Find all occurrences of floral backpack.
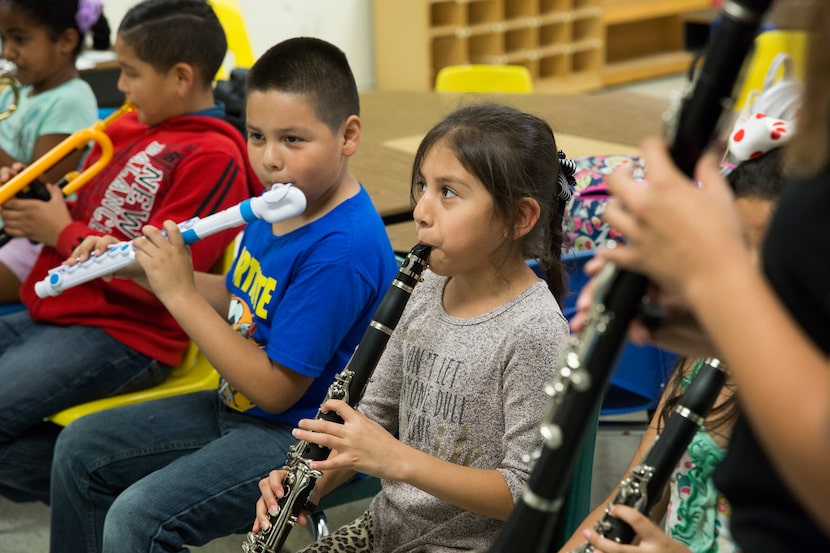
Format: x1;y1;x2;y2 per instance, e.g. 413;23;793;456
563;155;644;253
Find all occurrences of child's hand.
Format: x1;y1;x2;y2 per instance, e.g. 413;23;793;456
0;182;72;247
601;138;746;299
66;234;147;283
581;505;691;553
569;248;717;358
293;399;404;480
0;161;25;183
67;235;121;266
131;220;196;303
253;469;308;533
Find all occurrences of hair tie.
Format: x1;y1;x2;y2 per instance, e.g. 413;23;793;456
76;0;103;35
557;150;576;203
729;112;795;162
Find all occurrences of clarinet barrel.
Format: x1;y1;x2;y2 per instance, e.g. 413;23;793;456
242;244;431;553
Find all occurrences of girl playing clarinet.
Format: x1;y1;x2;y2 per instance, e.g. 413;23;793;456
254;103;573;552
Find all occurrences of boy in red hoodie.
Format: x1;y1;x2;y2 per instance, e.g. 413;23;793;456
0;0;256;503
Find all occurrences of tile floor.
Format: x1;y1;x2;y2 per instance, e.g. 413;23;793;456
0;73;686;553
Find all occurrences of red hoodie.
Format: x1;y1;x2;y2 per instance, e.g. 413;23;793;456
21;111;260;365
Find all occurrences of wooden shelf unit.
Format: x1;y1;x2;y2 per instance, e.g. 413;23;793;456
373;0;605;93
601;0;710;86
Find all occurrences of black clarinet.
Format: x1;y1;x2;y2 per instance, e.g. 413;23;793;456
572;358;726;551
242;243;431;553
487;2;772;551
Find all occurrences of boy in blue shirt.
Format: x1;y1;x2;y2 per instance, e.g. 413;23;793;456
48;37;398;552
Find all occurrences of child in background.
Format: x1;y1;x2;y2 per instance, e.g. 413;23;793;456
254;103;573;553
0;0;108;302
0;0;255;505
561;143;790;553
49;36;398;552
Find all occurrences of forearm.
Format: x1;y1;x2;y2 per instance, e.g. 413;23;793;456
685;259;830;530
192;272;232;315
0;148;16;169
395;445;514;521
162;288;309;413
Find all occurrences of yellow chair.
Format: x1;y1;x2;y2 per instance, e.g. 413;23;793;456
49;344;220;427
209;0;256;79
49;241;238;427
734;29;807;112
434;64;534;94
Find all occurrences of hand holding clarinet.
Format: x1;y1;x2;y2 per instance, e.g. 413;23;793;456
243;244;431;553
253;397;408;534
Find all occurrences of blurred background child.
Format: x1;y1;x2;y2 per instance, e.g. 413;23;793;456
0;0;255;506
0;0;109;302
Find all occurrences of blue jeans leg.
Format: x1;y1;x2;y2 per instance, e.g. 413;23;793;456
50;390;296;553
0;310;171;503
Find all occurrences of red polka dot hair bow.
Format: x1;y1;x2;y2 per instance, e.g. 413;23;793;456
728;111;794;162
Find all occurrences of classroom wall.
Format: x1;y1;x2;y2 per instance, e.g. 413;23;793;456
99;0;376;90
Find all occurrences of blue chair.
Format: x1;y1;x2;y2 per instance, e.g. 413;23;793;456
560;250;677;417
0;302;24;316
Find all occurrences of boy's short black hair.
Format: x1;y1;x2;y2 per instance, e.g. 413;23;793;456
246;37;360;133
117;0;226;88
726;147;788;200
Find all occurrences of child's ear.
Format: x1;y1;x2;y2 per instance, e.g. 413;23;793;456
513;197;541;239
57;28;80;57
341;115;361;157
170;63;196;95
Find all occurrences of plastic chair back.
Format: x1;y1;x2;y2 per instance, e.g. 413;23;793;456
49;346;220;427
434;64;534;94
208;0;256;79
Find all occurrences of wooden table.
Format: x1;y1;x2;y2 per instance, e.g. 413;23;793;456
354;90;671;251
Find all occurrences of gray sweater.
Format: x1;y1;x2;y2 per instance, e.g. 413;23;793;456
359;270;569;552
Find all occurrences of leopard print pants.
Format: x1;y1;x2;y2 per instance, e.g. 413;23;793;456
297;509;374;553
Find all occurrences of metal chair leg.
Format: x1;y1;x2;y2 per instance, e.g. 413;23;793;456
307;509;330;541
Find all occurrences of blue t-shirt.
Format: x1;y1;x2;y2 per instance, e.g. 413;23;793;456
220;185;398;425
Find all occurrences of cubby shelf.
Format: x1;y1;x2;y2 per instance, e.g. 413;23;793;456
374;0;605;93
372;0;710;91
602;0;710;86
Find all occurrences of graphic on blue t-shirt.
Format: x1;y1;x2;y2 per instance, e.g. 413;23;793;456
230;246;278;320
227;295;257;340
219;246;277;414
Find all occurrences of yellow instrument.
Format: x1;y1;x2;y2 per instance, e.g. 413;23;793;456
0;60;20;122
0;100;133;205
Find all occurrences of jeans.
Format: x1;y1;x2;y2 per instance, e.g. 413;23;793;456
50;390;296;553
0;310;170;503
